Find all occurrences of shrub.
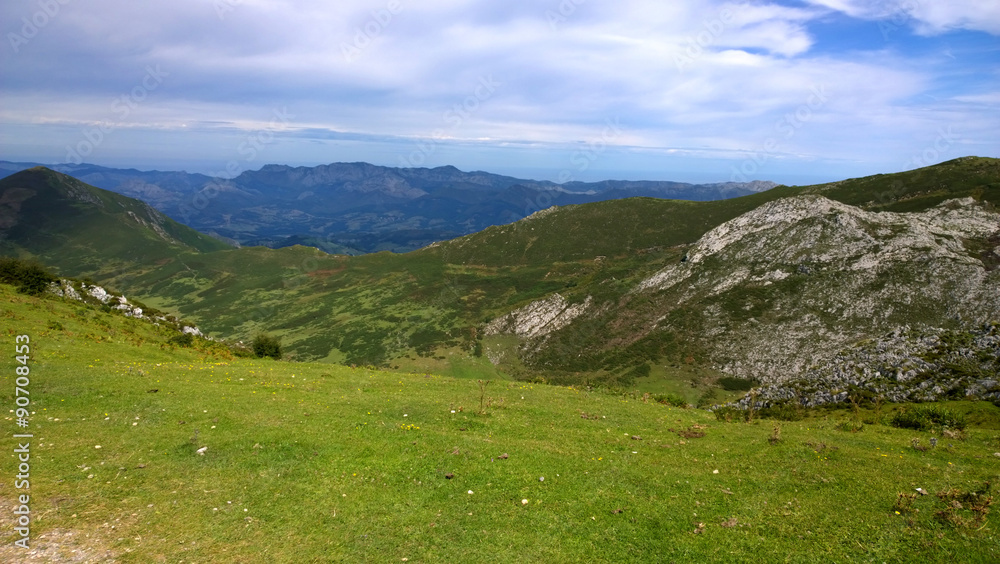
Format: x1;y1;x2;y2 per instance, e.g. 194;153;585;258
758;402;804;421
0;257;57;295
890;404;967;431
718;377;756;392
251;333;283;360
652;393;688;408
169;333;195;347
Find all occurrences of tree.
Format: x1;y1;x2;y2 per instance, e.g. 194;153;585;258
251;333;282;360
0;257;56;295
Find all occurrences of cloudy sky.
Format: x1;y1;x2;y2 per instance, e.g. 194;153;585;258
1;0;997;184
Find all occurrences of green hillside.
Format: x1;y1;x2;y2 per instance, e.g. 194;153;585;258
0;167;230;275
1;159;997;399
1;283;998;562
429;156;1000;267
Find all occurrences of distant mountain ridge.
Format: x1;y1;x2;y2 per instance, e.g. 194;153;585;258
0;160;776;254
4;157;997;407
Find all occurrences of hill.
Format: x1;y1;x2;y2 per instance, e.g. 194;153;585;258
0;167;230;275
1;159;998;406
1;282;998;562
0;160;776;254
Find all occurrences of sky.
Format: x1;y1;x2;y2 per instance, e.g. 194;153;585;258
0;0;998;185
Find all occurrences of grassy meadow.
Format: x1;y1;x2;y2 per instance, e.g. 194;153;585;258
1;284;999;562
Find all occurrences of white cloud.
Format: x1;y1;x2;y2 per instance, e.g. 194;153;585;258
0;0;996;180
805;0;1000;35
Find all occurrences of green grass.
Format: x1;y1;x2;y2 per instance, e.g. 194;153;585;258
2;285;999;562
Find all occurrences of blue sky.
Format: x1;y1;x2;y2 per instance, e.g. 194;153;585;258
1;0;997;185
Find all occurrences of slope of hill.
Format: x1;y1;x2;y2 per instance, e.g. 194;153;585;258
491;194;999;395
1;159;998;406
2;282;998;562
0;160;777;254
0;168;230;275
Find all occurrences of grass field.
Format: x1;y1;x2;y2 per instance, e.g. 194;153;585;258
2;285;999;562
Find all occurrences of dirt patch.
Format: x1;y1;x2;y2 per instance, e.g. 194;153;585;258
0;497;117;563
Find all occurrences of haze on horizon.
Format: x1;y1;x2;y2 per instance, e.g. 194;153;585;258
1;0;998;186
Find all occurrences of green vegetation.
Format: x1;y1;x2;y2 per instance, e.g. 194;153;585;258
2;281;999;562
251;332;283;360
891;405;969;432
718;377;757;392
0;256;56;295
2;158;998;397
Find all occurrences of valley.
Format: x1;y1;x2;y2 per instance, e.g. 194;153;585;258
0;283;997;562
2;157;997;407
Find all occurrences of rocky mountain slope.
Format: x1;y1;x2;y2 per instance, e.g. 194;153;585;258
736;323;1000;408
0;160;775;254
2;158;997;405
635;195;1000;378
486;192;999;401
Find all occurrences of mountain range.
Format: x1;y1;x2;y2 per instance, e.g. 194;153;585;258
1;157;997;407
0;160;776;254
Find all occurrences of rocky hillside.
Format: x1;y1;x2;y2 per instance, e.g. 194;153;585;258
637;195;1000;379
2;158;997;403
487;193;999;399
736;323;1000;408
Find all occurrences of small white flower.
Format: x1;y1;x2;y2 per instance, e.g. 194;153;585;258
95;445;102;449
522;499;529;505
468;490;474;494
539;477;544;482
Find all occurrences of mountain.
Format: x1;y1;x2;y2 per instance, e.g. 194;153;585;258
0;167;230;275
496;194;999;386
0;160;777;254
2;157;997;408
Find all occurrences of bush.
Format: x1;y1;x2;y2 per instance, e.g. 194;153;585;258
0;257;57;295
169;333;194;347
890;404;967;431
652;393;688;408
251;333;283;360
718;377;756;392
758;403;804;421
